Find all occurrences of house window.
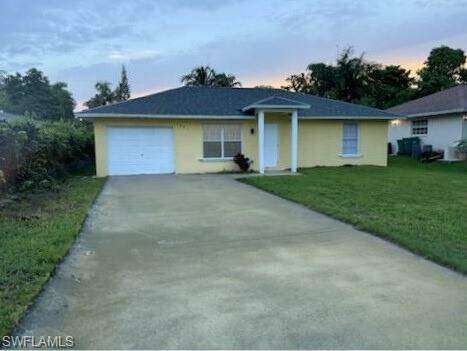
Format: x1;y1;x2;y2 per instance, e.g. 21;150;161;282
342;122;359;155
203;124;242;158
412;119;427;135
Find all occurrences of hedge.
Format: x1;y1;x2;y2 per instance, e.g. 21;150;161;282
0;119;94;192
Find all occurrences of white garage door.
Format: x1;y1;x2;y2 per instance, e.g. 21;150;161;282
107;127;174;175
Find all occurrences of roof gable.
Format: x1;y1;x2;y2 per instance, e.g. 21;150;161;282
241;96;311;111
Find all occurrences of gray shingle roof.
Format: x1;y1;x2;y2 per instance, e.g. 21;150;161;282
387;84;467;117
78;86;397;119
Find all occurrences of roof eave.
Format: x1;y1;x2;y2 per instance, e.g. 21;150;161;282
404;108;467;118
299;115;397;120
75;113;255;120
75;112;397;120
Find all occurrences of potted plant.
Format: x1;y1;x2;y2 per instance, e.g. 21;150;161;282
233;153;252;172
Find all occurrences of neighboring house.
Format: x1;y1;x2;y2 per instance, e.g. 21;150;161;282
77;86;396;176
0;110;23;122
387;84;467;159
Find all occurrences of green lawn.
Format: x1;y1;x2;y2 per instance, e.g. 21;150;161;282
240;157;467;274
0;176;105;337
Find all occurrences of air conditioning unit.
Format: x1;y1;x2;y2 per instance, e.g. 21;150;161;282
444;141;461;161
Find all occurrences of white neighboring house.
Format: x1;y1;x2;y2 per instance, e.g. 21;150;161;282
0;110;23;122
387;84;467;160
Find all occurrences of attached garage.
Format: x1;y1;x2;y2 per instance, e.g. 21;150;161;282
107;126;174;175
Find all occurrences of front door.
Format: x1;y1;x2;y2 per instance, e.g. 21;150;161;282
264;123;279;168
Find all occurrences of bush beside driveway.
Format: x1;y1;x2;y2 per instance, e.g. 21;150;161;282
240;157;467;274
0;119;94;193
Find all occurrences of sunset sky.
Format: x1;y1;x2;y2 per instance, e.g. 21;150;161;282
2;0;466;110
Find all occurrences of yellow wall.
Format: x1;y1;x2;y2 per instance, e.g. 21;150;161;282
92;116;388;176
93;118;258;176
299;119;388;167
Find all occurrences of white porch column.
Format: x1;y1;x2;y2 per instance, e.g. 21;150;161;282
257;110;265;174
291;110;298;173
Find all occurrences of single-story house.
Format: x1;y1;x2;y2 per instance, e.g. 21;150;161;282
77;86;397;176
387;84;467;159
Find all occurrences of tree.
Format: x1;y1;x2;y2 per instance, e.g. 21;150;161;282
21;69;59;117
254;85;276;89
283;47;367;102
0;70;10;110
181;66;217;86
181;65;241;87
213;73;241;87
306;63;338;97
282;47;417;108
84;81;114;109
332;48;368;102
460;69;467;84
0;70;5;87
50;82;75;119
84;66;132;109
114;65;130;102
0;89;8;110
417;45;467;97
361;65;415;109
282;73;309;93
0;68;75;120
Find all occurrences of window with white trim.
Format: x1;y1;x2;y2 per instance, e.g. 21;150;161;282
203;124;242;158
412;119;427;135
342;122;359;155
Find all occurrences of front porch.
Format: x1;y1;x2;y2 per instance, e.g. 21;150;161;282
242;96;310;174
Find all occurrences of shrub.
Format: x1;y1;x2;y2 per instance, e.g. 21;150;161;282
0;119;94;192
233;153;252;172
456;139;467;153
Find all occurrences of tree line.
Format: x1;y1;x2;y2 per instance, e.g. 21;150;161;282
0;66;131;120
0;44;465;119
0;69;75;120
282;45;467;109
179;45;467;109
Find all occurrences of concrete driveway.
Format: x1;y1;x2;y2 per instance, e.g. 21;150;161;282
17;175;467;349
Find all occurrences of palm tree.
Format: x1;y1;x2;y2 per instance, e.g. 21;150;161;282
213;73;241;87
333;47;367;102
181;66;241;87
181;66;217;86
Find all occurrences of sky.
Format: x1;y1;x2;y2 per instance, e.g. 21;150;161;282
1;0;467;110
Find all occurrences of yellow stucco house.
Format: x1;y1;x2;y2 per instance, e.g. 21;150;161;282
77;86;397;176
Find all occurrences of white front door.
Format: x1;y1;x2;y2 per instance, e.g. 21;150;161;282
107;127;174;175
264;123;279;168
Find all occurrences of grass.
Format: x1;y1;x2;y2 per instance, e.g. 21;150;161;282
0;176;105;338
240;157;467;274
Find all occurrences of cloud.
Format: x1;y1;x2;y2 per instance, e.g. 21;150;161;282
108;50;160;61
0;0;242;68
2;0;467;111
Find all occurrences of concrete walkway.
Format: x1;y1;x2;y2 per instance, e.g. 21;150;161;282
16;175;467;349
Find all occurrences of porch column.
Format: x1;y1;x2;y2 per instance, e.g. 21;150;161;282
291;110;298;173
257;110;265;174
